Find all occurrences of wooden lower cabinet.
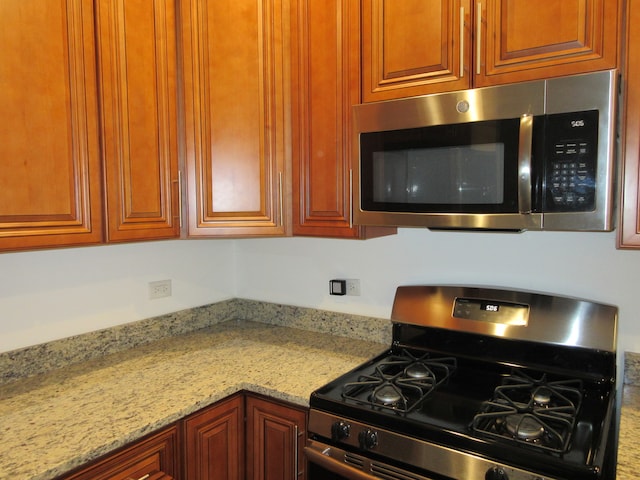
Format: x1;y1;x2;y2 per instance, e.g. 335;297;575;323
246;394;307;480
58;393;306;480
183;394;245;480
185;393;306;480
61;425;180;480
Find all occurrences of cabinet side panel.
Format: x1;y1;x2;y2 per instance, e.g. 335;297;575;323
618;0;640;247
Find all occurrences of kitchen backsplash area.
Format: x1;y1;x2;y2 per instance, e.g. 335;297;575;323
0;298;391;385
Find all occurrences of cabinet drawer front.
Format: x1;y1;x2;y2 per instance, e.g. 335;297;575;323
61;426;180;480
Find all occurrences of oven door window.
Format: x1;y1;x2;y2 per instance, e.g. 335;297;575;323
360;119;521;213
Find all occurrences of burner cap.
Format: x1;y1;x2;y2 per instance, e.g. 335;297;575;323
405;363;431;379
505;414;545;441
533;387;552;406
374;385;402;405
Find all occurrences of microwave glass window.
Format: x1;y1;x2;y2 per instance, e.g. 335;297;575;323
372;144;504;204
360;118;520;214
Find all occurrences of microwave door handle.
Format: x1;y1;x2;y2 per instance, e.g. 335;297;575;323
518;114;533;214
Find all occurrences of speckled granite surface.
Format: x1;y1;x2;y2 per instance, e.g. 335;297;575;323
618;352;640;480
0;298;392;385
0;320;386;480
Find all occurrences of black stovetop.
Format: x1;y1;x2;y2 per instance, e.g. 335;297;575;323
309;331;616;479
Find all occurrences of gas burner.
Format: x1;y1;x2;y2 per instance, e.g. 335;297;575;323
533;387;552;406
471;370;584;454
373;384;403;405
405;362;431;379
341;351;456;413
504;414;545;441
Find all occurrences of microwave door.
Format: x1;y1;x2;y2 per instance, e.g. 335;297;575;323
357;118;544;231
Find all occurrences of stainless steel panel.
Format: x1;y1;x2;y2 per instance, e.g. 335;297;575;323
352;70;618;232
308;411;559;480
353;81;545;133
542;70;618;231
390;285;618;352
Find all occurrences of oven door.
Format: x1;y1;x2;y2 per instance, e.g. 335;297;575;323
305;440;436;480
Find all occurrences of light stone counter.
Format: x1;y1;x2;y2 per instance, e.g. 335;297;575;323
0;320;386;480
618;352;640;480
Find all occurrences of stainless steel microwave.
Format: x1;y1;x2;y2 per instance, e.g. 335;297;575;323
352;70;618;232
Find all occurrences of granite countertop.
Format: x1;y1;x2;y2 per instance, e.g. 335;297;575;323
0;320;386;480
618;385;639;479
618;353;640;480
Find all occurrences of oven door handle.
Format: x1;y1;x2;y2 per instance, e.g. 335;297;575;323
304;445;378;480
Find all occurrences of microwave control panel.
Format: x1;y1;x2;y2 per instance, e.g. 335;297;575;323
544;110;599;212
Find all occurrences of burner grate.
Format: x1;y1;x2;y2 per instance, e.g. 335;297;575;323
341;350;456;413
471;370;583;454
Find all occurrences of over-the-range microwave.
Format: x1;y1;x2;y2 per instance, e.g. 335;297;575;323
352;70;618;232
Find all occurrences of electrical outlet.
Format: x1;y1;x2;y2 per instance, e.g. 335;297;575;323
346;279;360;296
149;279;172;299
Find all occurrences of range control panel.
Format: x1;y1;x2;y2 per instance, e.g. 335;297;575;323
452;297;530;326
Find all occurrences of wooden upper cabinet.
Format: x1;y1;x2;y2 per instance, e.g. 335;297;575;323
361;0;621;101
477;0;622;87
96;0;181;242
362;0;471;102
0;0;103;251
181;0;291;237
619;0;640;248
291;0;395;238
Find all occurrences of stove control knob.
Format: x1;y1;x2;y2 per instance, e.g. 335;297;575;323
358;429;378;450
485;467;509;480
331;421;350;441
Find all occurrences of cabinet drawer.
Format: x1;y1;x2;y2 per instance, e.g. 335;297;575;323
59;425;180;480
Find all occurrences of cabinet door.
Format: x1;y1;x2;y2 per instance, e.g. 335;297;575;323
476;0;622;87
181;0;291;237
0;0;103;251
246;394;307;480
183;395;244;480
291;0;393;238
61;425;180;480
619;0;640;248
362;0;471;102
96;0;180;242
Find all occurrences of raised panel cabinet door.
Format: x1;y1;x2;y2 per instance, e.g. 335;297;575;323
476;0;622;87
246;395;307;480
362;0;471;102
96;0;180;242
183;395;244;480
0;0;103;251
289;0;396;239
60;425;180;480
181;0;291;237
618;0;640;248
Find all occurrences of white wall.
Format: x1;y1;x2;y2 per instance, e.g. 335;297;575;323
0;240;236;352
1;229;639;356
235;228;640;354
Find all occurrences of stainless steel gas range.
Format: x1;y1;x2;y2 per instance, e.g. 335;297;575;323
306;285;618;480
